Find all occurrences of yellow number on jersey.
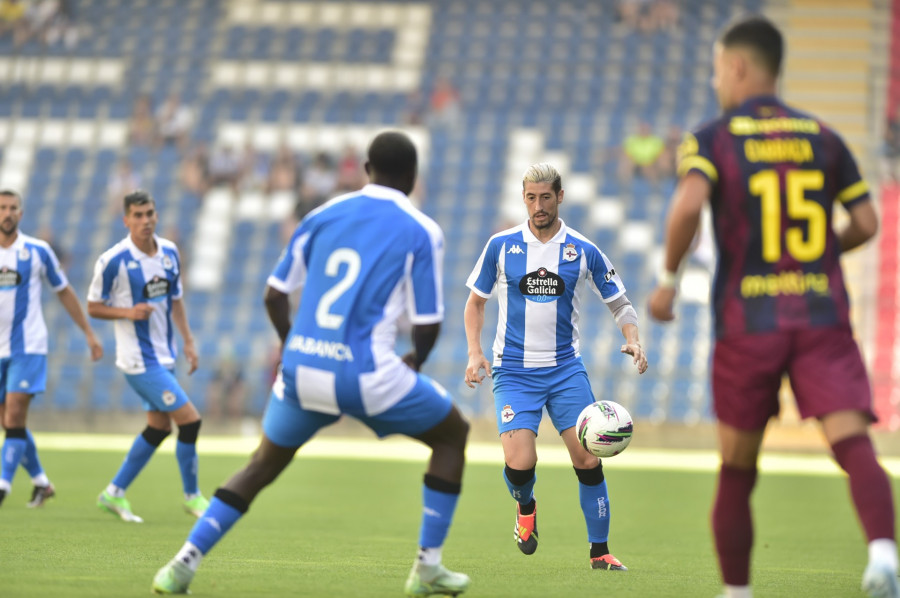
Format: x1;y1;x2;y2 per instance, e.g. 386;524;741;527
749;169;826;263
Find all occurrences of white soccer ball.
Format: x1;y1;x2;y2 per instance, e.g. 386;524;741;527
575;400;633;458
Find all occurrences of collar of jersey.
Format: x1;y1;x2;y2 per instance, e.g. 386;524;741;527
520;218;568;244
124;234;161;259
361;183;410;203
736;93;781;113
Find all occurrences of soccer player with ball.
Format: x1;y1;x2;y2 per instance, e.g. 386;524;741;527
649;16;898;598
464;162;648;571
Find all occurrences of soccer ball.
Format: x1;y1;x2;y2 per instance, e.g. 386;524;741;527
575;400;633;458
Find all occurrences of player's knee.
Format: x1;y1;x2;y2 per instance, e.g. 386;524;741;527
141;425;170;447
177;420;202;444
574;462;605;486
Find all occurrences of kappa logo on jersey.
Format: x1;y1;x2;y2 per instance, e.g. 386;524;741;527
143;275;171;301
507;244;524;255
0;266;22;289
519;267;565;303
563;243;578;262
161;390;176;406
501;404;516;423
127;261;140;270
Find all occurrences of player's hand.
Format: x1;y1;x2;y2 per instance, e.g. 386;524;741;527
464;354;492;388
131;303;154;321
401;350;420;372
621;342;648;374
183;338;198;374
86;331;103;361
648;286;677;322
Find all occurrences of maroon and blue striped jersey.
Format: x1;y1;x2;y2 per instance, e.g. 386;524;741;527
678;95;870;338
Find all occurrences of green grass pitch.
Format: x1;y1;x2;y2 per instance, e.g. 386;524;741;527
0;446;890;597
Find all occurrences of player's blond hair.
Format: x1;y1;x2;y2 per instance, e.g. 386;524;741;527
522;163;562;194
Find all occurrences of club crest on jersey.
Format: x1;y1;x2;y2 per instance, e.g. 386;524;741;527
501;404;516;423
127;260;139;270
161;390;176;406
162;255;173;270
519;267;565;303
17;247;29;261
0;266;22;288
143;275;171;301
563;243;578;262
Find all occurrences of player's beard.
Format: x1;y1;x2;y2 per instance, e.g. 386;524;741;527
0;219;17;236
531;211;556;230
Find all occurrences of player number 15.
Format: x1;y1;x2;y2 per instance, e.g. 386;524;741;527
749;168;825;263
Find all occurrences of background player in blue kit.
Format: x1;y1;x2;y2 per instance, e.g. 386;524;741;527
152;131;471;597
88;190;208;523
464;163;648;571
0;189;103;508
648;16;898;598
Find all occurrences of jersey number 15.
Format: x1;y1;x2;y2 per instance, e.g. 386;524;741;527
750;168;826;263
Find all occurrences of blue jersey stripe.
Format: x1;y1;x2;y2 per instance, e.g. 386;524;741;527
502;235;527;368
10;253;31;355
126;261;159;368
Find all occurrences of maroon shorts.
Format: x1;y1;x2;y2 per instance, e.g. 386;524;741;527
712;326;874;430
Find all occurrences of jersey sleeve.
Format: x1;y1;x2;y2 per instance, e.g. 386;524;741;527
466;237;501;298
832;133;870;208
87;255;117;303
266;223;309;294
406;225;445;325
37;244;68;292
168;246;184;300
585;244;626;303
676;124;719;184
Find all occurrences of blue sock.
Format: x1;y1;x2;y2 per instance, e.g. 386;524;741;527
21;429;44;478
419;485;460;548
176;440;198;495
1;437;27;484
579;479;611;543
503;468;536;505
187;497;244;554
111;434;157;490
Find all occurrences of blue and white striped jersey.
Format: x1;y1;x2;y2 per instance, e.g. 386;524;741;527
467;220;625;369
268;183;444;417
0;233;68;358
87;235;183;374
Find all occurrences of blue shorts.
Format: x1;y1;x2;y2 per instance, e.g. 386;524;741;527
0;354;47;403
493;356;595;435
124;366;190;412
262;369;454;449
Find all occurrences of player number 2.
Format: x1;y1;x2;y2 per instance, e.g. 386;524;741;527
749;168;825;263
315;248;361;329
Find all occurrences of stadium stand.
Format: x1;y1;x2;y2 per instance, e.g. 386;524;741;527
4;0;893;431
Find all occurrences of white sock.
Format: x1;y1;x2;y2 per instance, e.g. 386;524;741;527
174;542;204;572
0;479;11;493
724;585;752;598
417;546;442;568
31;473;50;487
106;483;125;498
869;539;899;570
184;492;200;501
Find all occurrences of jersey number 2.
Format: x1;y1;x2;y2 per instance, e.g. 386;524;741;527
315;248;361;329
750;168;825;263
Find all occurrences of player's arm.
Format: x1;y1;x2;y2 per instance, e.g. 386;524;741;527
87;301;154;321
56;286;103;361
648;172;711;321
264;285;292;345
170;298;198;374
402;322;441;372
837;199;878;252
606;295;648;374
463;290;491;387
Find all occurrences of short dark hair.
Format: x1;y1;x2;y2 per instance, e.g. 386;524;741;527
720;15;783;77
123;189;154;214
0;189;21;203
367;131;417;179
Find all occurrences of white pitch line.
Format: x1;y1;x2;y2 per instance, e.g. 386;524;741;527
31;433;900;477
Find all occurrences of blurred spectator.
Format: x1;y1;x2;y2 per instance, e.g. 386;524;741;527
206;346;248;421
267;143;299;193
659;124;683;179
107;158;141;215
427;77;462;129
650;0;678;30
127;94;156;147
23;0;59;45
336;145;364;192
36;226;67;269
208;143;243;189
619;122;665;184
301;151;338;207
882;115;900;184
43;0;78;48
239;141;269;191
0;0;26;40
403;90;426;126
155;92;194;151
618;0;677;32
179;143;210;196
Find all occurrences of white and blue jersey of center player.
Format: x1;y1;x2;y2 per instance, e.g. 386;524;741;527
467;219;625;370
263;183;453;446
87;235;183;375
